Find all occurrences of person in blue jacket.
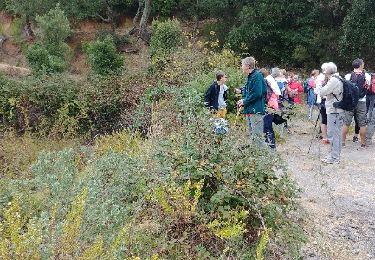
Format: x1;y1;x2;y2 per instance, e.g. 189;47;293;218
204;70;228;118
236;56;267;146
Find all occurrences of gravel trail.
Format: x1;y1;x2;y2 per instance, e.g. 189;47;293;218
279;118;375;260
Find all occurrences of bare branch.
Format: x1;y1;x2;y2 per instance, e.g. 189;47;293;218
96;13;110;23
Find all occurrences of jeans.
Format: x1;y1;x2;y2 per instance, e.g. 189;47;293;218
246;114;265;147
327;113;344;160
263;114;276;149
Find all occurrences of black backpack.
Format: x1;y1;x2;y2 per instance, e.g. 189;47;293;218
350;72;367;98
332;75;359;111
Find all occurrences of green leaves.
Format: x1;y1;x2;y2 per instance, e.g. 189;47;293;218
150;19;183;59
83;35;124;76
26;5;72;73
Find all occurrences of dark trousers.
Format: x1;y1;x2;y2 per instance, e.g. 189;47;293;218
264;114;276;149
354;114;360;135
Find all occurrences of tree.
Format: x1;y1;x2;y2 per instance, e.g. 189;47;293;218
5;0;53;37
26;5;72;73
340;0;375;68
227;0;316;67
129;0;152;43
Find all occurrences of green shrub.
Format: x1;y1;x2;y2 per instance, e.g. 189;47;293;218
0;99;304;258
26;43;67;73
0;72;128;136
150;19;183;59
36;4;71;45
84;35;124;76
26;5;72;73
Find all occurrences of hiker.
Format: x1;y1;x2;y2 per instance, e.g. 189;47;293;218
260;68;280;111
315;62;344;164
342;58;370;147
307;70;319;119
260;68;281;149
315;72;329;144
365;72;375;145
288;74;303;104
272;68;286;98
236;57;267;146
366;72;375;120
204;70;228;118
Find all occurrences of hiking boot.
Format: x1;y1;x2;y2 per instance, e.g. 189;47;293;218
321;158;340;164
352;136;359;142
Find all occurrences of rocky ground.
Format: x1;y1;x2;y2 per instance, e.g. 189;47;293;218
280;113;375;260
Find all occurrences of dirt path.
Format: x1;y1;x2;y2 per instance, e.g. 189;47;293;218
279;115;375;260
0;63;31;76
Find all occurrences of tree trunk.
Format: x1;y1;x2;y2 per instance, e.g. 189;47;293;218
129;0;143;35
139;0;152;43
24;16;34;38
107;6;116;32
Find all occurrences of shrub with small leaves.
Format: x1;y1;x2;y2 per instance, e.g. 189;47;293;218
150;19;183;59
84;35;124;76
26;5;72;73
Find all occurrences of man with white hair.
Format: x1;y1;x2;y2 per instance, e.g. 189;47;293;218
315;62;344;164
236;56;267;146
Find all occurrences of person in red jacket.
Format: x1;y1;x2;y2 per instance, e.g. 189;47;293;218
288;74;304;104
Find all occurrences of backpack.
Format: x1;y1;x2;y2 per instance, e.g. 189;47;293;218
303;79;309;93
332;75;359;111
265;80;273;102
350;72;367;98
367;73;375;94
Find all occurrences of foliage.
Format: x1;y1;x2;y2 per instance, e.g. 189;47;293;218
36;4;71;45
83;35;124;76
0;75;305;259
8;17;23;43
150;19;183;59
5;0;51;19
0;132;79;179
27;43;67;73
340;0;375;63
26;5;72;73
227;0;315;67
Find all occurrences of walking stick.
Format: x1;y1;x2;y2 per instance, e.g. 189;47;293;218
234;105;242;126
307;113;321;154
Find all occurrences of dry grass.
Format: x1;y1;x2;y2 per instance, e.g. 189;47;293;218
0;132;80;179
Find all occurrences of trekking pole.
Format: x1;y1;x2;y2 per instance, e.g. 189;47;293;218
307;113;321;154
234;105;242;126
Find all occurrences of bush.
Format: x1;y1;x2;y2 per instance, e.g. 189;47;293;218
0;78;304;258
150;19;184;59
26;5;72;73
27;43;67;73
83;35;124;76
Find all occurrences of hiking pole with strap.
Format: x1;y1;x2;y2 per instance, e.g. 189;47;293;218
307;112;321;154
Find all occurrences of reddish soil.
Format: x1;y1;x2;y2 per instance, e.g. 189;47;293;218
0;12;142;76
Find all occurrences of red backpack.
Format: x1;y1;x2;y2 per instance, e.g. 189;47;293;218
368;73;375;94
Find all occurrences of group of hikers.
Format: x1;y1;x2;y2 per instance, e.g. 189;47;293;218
204;57;375;164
